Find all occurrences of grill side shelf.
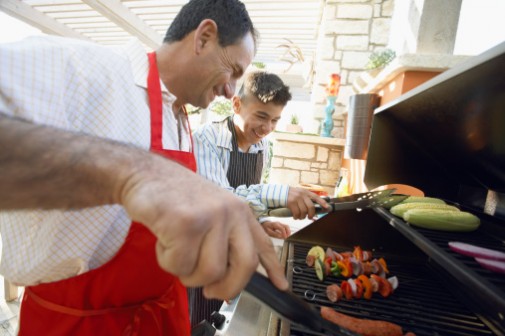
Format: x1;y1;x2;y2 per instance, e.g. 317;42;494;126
373;207;505;330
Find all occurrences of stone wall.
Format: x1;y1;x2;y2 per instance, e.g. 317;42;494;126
268;132;345;195
311;0;394;137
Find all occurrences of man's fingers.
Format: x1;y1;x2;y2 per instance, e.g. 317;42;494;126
312;193;330;209
178;219;229;287
203;215;259;299
252;219;289;291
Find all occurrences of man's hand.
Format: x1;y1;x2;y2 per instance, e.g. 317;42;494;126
262;220;291;239
0;114;288;300
286;187;329;219
120;155;289;300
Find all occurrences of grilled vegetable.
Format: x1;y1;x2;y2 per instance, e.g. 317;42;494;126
390;202;459;217
387;276;399;291
475;258;505;274
448;241;505;261
371;274;393;298
357;275;373;299
340;281;353;300
306;245;325;266
401;196;446;205
404;209;480;232
382;195;411;209
315;258;325;281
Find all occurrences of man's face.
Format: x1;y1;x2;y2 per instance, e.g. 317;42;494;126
192;32;255;109
233;95;284;146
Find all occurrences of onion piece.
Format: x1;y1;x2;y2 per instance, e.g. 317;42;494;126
333;251;344;261
387;276;399;291
326;247;336;262
348;279;357;296
475;258;505;274
350;259;362;276
448;242;505;261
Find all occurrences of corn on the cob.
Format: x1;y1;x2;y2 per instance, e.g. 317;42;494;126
403;209;480;232
401;196;446;205
390;202;459;217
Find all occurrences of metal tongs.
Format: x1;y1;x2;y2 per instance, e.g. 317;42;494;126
245;272;359;335
267;188;406;217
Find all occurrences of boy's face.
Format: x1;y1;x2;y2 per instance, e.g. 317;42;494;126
233;95;284;146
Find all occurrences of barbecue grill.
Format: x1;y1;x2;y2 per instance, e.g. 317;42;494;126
211;41;505;336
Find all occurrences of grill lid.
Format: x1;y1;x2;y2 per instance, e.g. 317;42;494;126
364;41;505;217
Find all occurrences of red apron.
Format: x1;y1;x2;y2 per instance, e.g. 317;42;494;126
18;52;195;336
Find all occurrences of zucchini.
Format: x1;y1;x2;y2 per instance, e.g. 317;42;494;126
404;209;480;232
390;202;459;218
315;258;325;281
401;196;446;205
307;245;325;262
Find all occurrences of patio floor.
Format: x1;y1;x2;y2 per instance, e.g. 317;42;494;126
0;280;20;336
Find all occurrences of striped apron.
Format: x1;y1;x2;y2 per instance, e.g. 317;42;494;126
188;115;264;328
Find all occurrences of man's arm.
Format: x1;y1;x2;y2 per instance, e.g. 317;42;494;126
0;113;288;299
0;113;124;209
193;124;328;219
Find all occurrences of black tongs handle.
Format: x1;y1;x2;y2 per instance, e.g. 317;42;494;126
245;272;359;335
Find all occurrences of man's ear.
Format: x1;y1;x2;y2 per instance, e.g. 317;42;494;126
194;19;218;54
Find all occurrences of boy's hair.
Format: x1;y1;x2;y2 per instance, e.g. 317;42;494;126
238;71;292;106
164;0;258;49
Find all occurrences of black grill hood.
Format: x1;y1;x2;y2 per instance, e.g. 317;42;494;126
364;41;505;218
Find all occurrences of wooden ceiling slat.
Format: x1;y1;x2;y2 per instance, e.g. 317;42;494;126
32;4;90;12
24;0;82;5
58;16;110;23
2;0;323;64
66;21;116;28
0;0;90;40
81;0;162;48
45;11;100;18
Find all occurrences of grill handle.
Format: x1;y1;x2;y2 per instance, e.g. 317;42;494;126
245;272;359;335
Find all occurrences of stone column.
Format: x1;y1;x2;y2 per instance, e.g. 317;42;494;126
388;0;462;54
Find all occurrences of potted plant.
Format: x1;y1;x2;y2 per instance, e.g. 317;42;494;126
286;113;303;133
365;48;396;77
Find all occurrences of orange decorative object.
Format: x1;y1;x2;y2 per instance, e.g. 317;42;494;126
325;73;341;97
299;183;328;196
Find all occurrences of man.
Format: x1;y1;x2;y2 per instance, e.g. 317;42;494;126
0;0;289;334
194;71;324;239
191;71;328;327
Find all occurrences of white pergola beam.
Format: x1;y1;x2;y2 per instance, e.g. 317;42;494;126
82;0;162;49
0;0;90;40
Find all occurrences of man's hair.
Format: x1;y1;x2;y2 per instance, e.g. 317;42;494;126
238;71;292;106
164;0;258;48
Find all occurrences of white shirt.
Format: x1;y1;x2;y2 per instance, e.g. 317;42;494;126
0;36;190;285
193;118;289;218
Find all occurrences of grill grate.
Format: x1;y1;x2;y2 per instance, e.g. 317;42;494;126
414;225;505;289
286;242;495;336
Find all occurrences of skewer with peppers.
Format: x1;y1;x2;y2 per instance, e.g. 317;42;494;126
306;245;399;301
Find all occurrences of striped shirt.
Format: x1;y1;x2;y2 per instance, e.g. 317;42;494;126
192;117;289;218
0;36;190;286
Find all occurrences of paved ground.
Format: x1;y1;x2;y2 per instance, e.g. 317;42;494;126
0;233;20;335
0;274;20;335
